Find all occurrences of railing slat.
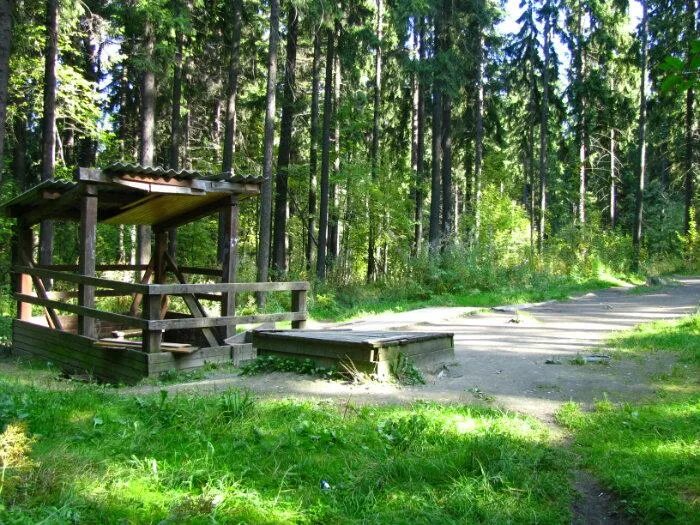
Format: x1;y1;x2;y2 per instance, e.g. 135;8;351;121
13;293;147;328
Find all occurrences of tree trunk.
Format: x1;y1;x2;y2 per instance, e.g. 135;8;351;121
168;10;184;258
576;1;586;225
0;0;13;177
473;14;484;243
632;0;648;270
78;13;99;166
272;5;298;277
12;115;26;189
441;93;453;242
367;0;383;282
413;19;426;256
429;83;442;250
306;32;321;271
328;43;341;264
316;28;335;279
222;0;242;172
428;15;442;251
40;0;58;273
538;3;550;252
684;0;696;234
440;0;453;243
137;19;156;273
169;31;183;170
256;0;279;305
220;0;242;261
609;128;616;228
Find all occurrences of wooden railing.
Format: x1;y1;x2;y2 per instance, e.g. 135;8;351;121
12;265;309;353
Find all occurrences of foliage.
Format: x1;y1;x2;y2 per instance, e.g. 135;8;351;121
239;355;343;379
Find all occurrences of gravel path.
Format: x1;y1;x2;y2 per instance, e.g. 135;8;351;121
131;278;700;422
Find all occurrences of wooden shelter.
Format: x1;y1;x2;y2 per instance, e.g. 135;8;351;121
2;164;309;382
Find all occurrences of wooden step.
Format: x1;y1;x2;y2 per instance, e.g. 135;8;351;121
95;338;198;354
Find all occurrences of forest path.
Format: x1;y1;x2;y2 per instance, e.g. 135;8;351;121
141;277;700;423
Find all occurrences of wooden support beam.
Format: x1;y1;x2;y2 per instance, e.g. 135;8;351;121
145;280;310;295
128;257;155;316
221;195;239;338
291;289;308;329
164;251;221;347
19;251;63;331
141;294;162;353
12;221;33;320
13;293;147;327
12;266;150;294
154;231;169;318
78;186;98;338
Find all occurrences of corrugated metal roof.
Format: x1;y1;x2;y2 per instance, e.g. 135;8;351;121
104;163;262;184
0;179;77;211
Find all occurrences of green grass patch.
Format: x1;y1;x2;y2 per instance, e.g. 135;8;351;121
310;274;626;323
0;363;572;524
557;314;700;524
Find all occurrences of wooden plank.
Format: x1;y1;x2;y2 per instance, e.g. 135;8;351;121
79;186;98;337
148;312;306;331
13;294;147;328
146;345;232;374
291;290;307;329
221;195;239;338
12;266;149;293
13;321;149;365
145;280;310;295
142;294;162;353
128;256;155;316
251;334;375;363
150;194;233;232
164;251;221;347
21;185;84;224
19;249;63;331
12;222;33;320
12;323;149;378
13;334;148;379
147;345;231;365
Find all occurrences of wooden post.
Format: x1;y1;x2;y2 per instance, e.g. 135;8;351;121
221;195;239;338
78;185;98;338
12;220;33;320
154;230;169;316
291;289;307;329
142;293;162;353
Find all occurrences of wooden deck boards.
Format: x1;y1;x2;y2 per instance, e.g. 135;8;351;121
252;329;455;378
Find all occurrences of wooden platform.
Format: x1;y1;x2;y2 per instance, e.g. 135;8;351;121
252;330;454;379
12;319;252;383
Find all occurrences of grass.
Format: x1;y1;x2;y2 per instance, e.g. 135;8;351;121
309;273;629;323
556;314;700;524
0;362;572;524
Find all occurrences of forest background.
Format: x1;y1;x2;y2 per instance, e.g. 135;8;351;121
0;0;697;325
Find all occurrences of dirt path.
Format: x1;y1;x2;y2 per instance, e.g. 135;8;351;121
132;277;699;423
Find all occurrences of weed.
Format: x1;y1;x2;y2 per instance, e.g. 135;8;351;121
569;354;586;366
218;389;255;422
468;386;495;402
239;355;342;379
388;353;425;385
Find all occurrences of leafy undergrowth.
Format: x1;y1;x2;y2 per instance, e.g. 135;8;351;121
0;364;572;524
557;314;700;524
